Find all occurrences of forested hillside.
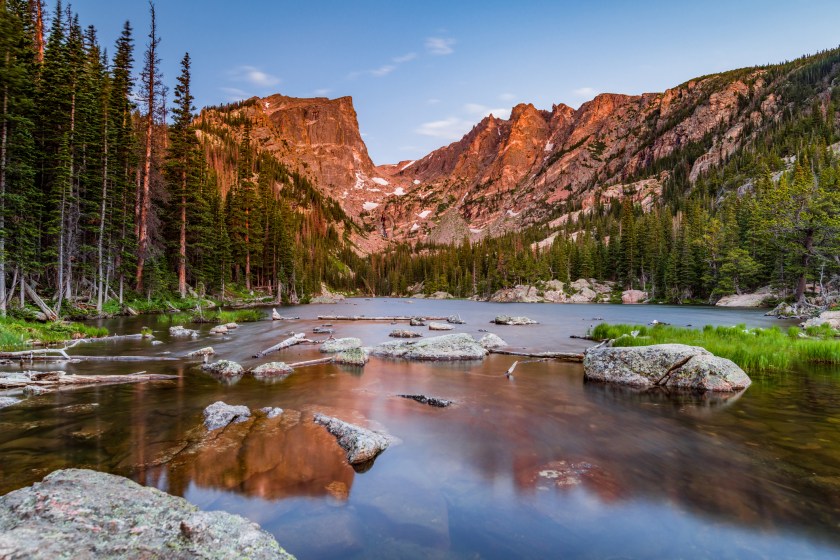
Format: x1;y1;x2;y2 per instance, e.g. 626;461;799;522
372;49;840;305
0;1;365;318
3;1;840;319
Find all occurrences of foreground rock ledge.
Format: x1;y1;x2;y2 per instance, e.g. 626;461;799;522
0;469;294;559
583;344;751;392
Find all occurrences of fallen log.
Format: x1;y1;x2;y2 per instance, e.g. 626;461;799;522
23;281;57;321
253;333;306;358
489;349;584;362
287;356;335;368
317;315;449;322
0;372;176;391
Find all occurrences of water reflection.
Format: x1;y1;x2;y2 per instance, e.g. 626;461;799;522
1;300;839;559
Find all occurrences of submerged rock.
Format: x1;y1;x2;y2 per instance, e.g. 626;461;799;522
493;315;538;325
259;406;284;419
203;401;251;431
428;322;453;331
0;397;20;410
169;325;198;338
186;346;215;358
313;413;390;466
583;344;751;392
0;469;293;559
389;329;422;338
313;326;334;334
334;347;370;366
398;394;453;407
371;333;487;361
201;360;244;378
251;362;294;378
479;333;507;349
320;337;362;353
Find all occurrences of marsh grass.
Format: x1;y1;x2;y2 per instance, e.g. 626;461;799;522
0;318;109;351
167;309;264;324
591;322;840;372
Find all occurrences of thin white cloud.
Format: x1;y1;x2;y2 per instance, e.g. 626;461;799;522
572;86;599;97
219;86;250;101
464;103;511;119
425;37;455;55
230;65;280;88
415;117;473;140
370;64;397;77
499;92;516;101
314;88;332;96
393;52;417;63
427;98;441;105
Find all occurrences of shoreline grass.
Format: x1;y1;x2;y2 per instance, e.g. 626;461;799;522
591;323;840;372
0;318;109;352
166;309;264;324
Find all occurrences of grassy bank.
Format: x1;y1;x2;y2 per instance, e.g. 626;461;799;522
591;323;840;371
166;309;264;325
0;318;109;352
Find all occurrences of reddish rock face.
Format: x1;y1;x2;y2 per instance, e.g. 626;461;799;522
195;66;802;250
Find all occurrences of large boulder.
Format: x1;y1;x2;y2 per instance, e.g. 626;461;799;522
493;315;537;325
202;401;251;431
186;346;215;358
428;322;453;331
489;285;542;303
169;325;198;338
251;362;294;378
801;310;840;329
334;347;370;366
583;344;751;392
479;333;507;349
320;337;362;353
201;360;244;378
371;333;487;361
621;290;648;304
427;291;453;300
716;286;777;308
313;414;390;466
0;469;294;559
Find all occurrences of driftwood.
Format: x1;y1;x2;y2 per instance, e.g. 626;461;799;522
23;281;57;321
0;372;176;391
503;358;549;378
0;339;175;362
317;315;448;322
253;333;306;358
287;356;335;368
489;349;584;362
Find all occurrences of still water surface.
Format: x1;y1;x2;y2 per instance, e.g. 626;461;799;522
1;300;839;559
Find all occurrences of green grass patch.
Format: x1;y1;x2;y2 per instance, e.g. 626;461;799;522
166;309;264;324
591;322;840;372
0;318;109;351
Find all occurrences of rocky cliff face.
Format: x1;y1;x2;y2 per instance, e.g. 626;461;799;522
196;54;832;250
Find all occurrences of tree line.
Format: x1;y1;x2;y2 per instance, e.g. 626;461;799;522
0;1;367;318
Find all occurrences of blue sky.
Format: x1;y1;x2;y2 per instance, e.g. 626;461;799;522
68;0;840;164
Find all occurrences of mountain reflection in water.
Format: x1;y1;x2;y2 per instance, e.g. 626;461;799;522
1;299;839;559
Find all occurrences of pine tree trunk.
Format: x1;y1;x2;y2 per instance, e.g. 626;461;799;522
136;5;157;292
0;62;8;317
794;229;814;303
245;207;250;290
178;170;186;298
96;117;108;312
